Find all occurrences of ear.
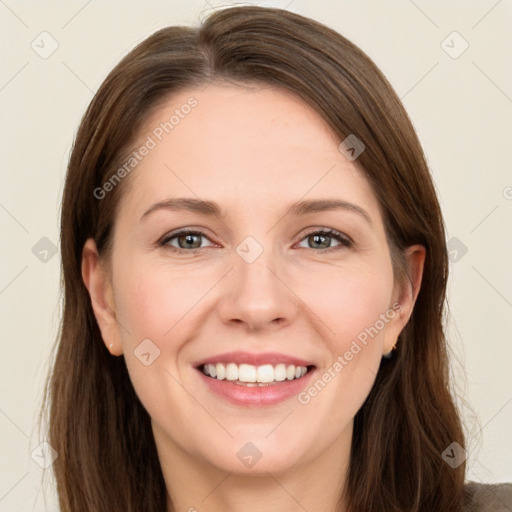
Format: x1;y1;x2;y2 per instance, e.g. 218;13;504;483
81;238;123;355
383;244;426;355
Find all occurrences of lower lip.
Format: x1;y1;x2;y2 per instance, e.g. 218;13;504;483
196;367;316;406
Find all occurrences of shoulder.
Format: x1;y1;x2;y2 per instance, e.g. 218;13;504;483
464;481;512;511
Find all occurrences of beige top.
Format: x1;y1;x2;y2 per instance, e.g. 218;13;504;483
465;482;512;511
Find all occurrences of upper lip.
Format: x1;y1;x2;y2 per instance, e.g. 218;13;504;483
193;351;315;368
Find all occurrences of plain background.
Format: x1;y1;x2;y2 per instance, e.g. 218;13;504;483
1;0;511;510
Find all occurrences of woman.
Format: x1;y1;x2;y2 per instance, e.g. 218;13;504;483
42;5;511;511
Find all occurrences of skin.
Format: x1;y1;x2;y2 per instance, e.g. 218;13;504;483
82;81;425;512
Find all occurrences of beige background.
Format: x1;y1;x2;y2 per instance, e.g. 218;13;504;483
1;0;511;510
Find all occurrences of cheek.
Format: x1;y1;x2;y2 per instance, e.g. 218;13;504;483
296;259;394;348
294;263;393;417
112;262;206;425
113;261;213;343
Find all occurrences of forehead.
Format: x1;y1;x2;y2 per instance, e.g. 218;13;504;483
117;82;381;224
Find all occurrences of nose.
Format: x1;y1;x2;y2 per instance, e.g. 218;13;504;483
216;245;298;332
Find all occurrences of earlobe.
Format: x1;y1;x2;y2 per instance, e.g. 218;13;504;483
81;238;122;356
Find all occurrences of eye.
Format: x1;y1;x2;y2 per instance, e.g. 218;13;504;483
159;229;215;252
159;227;352;253
296;228;352;251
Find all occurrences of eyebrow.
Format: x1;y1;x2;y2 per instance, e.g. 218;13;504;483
141;197;372;226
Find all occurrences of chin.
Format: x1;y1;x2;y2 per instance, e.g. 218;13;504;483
200;434;305;476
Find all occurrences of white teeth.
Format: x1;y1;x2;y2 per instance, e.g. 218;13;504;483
274;364;287;381
239;363;257;382
215;363;225;380
225;363;238;381
202;362;310;383
256;364;274;383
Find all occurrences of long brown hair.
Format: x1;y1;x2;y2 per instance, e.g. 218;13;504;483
41;6;466;511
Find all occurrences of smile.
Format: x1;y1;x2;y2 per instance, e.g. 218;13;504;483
194;351;317;406
202;362;311;386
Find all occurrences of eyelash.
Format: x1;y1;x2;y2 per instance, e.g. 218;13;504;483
158;228;353;254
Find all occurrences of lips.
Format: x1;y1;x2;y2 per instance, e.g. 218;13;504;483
193;351;317;406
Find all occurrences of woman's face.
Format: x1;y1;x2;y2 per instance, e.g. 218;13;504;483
84;81;422;477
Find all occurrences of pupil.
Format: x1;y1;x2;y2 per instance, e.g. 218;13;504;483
180;234;200;249
312;234;329;249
